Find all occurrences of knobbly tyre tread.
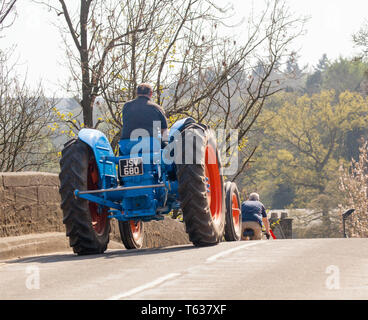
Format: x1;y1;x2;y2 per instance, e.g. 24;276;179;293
224;181;242;241
118;221;144;249
59;139;110;255
176;125;225;246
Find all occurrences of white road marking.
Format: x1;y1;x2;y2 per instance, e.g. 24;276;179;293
206;241;263;263
106;272;181;300
106;242;265;300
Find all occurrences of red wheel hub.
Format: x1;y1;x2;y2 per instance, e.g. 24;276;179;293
232;193;240;228
205;144;223;225
87;159;108;235
130;221;142;241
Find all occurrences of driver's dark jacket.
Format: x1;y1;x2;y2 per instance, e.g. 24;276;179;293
121;96;168;140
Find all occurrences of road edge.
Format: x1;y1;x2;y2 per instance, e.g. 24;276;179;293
0;232;124;262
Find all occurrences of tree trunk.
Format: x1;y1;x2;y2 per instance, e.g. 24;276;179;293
80;0;93;127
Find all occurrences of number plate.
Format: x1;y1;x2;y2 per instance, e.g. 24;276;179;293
119;157;144;177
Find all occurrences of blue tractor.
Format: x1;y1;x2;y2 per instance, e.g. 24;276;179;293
59;118;242;255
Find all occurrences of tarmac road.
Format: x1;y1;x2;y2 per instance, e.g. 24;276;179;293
0;238;368;300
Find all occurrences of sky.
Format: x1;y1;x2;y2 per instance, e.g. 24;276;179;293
1;0;368;96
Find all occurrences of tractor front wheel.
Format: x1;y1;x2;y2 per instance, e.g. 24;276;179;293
119;220;144;249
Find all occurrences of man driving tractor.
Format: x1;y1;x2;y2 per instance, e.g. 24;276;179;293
121;83;168;142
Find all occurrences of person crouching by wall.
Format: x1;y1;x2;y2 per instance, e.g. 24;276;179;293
241;193;270;240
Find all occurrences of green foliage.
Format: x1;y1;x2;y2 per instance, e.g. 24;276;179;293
305;55;368;96
353;21;368;60
270;183;295;209
305;70;323;94
264;90;368;204
316;54;329;72
305;54;329;94
322;57;368;94
242;89;368;214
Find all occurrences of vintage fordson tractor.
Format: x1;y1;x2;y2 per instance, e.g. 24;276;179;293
59;118;242;255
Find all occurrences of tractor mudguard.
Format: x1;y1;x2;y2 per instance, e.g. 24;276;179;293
78;128;117;182
169;117;196;139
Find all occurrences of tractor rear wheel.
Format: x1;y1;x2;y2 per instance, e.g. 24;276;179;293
176;125;225;246
118;220;144;249
224;181;242;241
59;139;110;255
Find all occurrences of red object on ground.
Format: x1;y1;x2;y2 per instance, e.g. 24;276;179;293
270;230;277;239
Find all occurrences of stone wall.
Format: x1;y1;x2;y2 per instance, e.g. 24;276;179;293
0;171;294;244
0;172;63;237
0;172;190;248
